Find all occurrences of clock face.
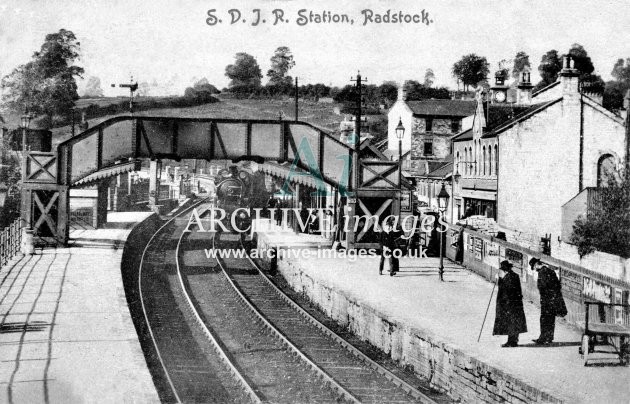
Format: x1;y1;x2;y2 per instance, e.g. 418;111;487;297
494;91;506;102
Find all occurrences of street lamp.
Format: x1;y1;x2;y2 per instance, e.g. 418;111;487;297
20;111;33;153
395;118;405;219
437;182;450;282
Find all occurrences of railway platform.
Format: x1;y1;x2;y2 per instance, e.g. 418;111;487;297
256;230;630;403
0;212;159;404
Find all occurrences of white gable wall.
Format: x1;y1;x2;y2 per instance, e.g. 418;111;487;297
498;101;580;240
387;100;413;154
582;100;626;187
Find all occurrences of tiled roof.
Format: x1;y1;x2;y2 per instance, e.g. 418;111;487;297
532;81;559;97
406;99;476;117
486;98;561;137
426;162;453;179
452;128;472;142
452;101;553;141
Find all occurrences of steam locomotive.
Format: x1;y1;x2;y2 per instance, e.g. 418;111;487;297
214;166;268;232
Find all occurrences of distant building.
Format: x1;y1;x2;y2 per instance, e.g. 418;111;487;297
387;88;475;162
496;56;626;242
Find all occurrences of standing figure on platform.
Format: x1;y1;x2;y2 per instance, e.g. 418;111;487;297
493;260;527;347
529;258;567;345
379;218;400;276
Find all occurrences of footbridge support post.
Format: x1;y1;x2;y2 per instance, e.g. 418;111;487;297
148;160;160;214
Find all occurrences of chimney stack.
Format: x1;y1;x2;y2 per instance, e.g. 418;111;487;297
516;69;533;105
397;85;406;102
560;55;580;96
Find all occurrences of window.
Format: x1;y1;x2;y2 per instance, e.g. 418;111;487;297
597;154;617;187
425;118;433;132
482;146;488;175
423;141;433;156
489;147;493;176
451;119;461;133
494;145;498;176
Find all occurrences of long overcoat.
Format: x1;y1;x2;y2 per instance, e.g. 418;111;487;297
493;271;528;335
538;266;568;317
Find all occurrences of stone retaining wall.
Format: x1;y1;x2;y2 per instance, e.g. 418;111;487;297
272;252;562;403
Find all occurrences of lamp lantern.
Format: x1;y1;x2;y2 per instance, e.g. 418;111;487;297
437;182;450;212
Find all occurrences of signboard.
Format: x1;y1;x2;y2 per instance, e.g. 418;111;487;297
583;277;612;303
560;268;582;300
482;241;499;268
474;237;483;260
400;191;412;212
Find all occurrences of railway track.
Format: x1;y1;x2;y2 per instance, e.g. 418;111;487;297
139;201;254;403
138;201;443;403
209;233;439;404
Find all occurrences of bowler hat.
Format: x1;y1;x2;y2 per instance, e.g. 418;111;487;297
499;260;513;271
529;257;541;268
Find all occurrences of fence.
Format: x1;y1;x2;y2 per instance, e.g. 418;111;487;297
445;224;630;329
0;219;22;269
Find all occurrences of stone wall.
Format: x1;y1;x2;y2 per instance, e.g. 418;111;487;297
445;225;630;326
498;100;578;241
410;133;450;159
274;252;560;403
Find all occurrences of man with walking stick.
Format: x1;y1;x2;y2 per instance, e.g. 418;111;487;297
492;260;527;347
529;258;567;345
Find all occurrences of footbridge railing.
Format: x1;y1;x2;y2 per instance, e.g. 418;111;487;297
22;115;403;246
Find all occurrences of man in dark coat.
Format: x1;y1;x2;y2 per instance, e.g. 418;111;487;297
379;218;401;276
493;260;527;347
530;258;567;345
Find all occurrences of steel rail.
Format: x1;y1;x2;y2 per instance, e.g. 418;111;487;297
175;216;263;404
214;234;362;404
241;240;438;404
137;198;209;404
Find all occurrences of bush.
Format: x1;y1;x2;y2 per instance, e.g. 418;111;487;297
570;172;630;258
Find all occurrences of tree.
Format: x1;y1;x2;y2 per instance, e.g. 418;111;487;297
82;76;103;97
377;81;398;105
568;43;605;94
604;59;630;111
225;52;262;93
512;51;531;79
1;29;84;123
452;54;489;90
267;46;295;85
570;171;630;258
423;69;435;87
534;50;562;91
612;58;630;84
404;80;451;101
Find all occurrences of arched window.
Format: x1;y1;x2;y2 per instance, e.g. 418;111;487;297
474;141;478;176
464;148;468;175
494;145;498;176
597;154;617;187
483;146;488;175
489;147;493;176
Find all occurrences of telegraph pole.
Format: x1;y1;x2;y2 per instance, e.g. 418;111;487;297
350;71;365;192
295;77;299;121
111;76;138;114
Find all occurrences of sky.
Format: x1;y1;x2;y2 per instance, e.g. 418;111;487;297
1;0;629;97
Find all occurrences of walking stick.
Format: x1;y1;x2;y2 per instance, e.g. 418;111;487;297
477;277;498;342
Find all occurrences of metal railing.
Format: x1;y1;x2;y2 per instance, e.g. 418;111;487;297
0;219;22;268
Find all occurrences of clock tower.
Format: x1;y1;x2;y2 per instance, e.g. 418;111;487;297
490;71;509;104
